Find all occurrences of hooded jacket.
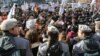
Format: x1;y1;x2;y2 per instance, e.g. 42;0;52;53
72;37;100;56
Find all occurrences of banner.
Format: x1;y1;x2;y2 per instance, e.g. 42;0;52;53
48;7;55;12
21;2;29;11
72;3;79;9
30;3;35;7
39;4;49;10
72;3;89;9
1;7;9;13
61;0;68;6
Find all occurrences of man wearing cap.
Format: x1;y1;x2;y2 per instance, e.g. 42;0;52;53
26;15;36;30
72;25;100;56
0;19;33;56
37;25;70;56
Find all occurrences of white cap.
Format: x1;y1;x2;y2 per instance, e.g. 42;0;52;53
0;18;17;30
47;25;59;33
78;25;92;32
26;19;37;29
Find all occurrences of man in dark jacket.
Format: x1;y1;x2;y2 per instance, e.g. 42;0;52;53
72;24;100;56
0;18;33;56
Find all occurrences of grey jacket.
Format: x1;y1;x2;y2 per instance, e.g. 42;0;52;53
14;37;33;56
37;41;70;56
72;39;100;56
93;32;100;42
72;40;85;56
0;32;33;56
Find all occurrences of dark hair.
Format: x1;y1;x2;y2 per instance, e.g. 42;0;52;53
82;31;92;36
59;31;66;41
3;30;9;33
48;31;59;47
48;31;58;40
52;16;58;22
15;5;17;7
25;29;38;44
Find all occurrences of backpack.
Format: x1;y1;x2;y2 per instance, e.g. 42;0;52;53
0;36;26;56
46;42;63;56
83;38;100;56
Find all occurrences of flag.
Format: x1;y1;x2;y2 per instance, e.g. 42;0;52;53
91;0;96;6
7;3;16;19
21;2;29;11
59;0;68;16
59;5;64;16
78;2;81;7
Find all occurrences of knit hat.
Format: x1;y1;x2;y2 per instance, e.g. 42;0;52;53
0;18;18;30
78;25;92;32
47;25;59;33
26;19;37;29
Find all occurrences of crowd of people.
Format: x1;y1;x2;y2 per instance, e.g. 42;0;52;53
0;3;100;56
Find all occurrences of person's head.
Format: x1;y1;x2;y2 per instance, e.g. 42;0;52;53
25;29;38;44
78;25;92;39
71;18;76;24
26;17;36;30
97;9;100;14
95;18;100;31
59;31;66;42
47;25;59;42
29;15;34;19
15;4;18;8
35;3;38;7
0;18;20;36
64;13;68;16
52;16;58;22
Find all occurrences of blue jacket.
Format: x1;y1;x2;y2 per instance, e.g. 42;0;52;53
92;31;100;42
0;32;33;56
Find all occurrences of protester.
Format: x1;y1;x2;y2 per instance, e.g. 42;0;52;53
0;2;100;56
26;15;36;30
0;18;33;56
25;29;41;56
72;25;100;56
37;25;70;56
58;31;67;43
